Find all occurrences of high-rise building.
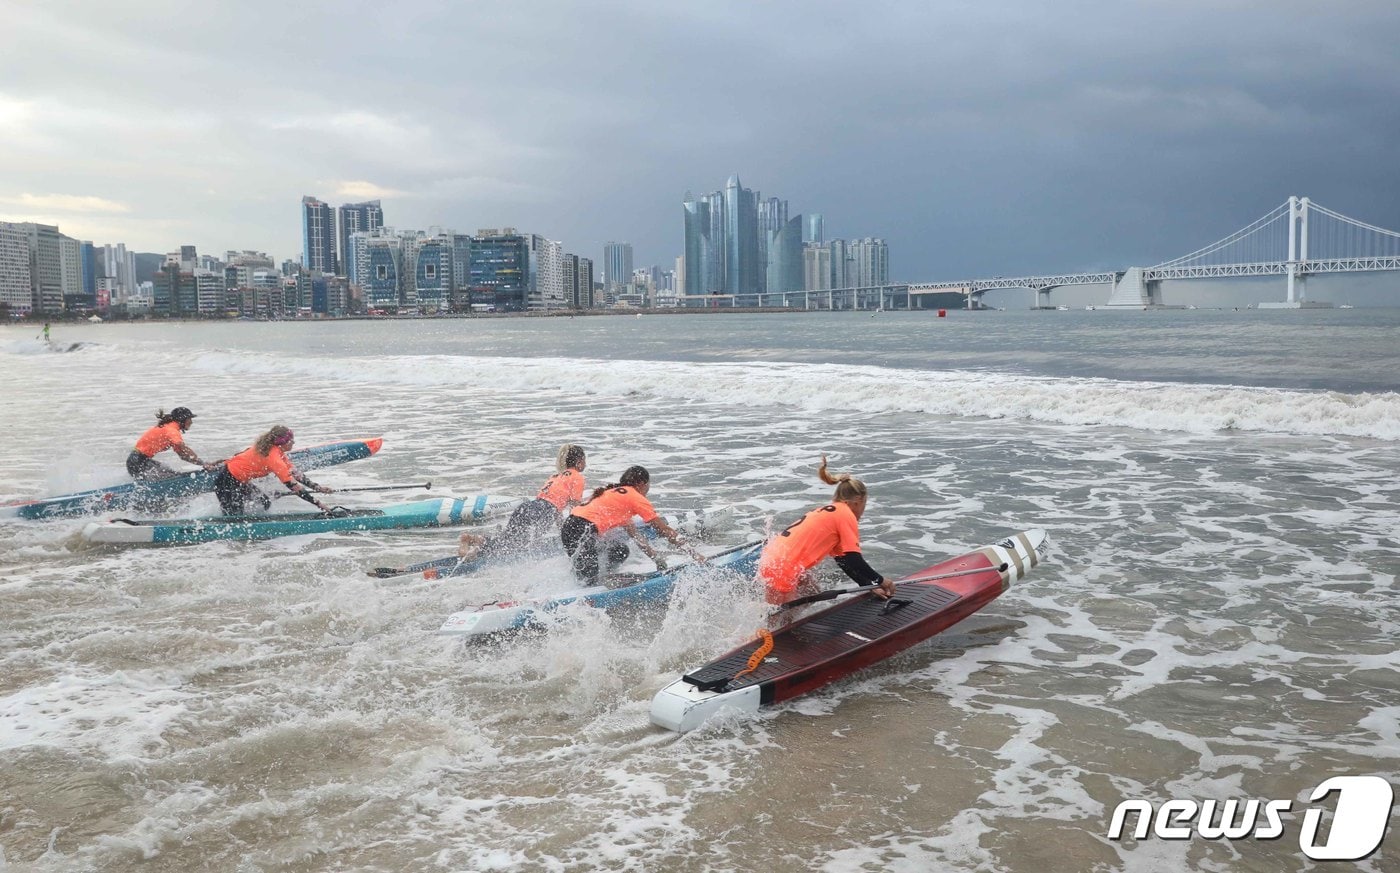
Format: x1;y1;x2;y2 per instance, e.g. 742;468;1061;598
804;214;824;245
757;197;788;293
803;243;832;291
346;227;401;301
576;257;594;309
451;234;473;291
337;200;383;276
194;270;225;315
413;235;454;311
310;274;350;316
13;223;65;314
849;237;890;287
58;234;85;308
603;241;633;290
301;196;336;274
101;244;136;301
153;263;198;316
361;235;406;310
468;229;529;311
682;192;722;300
0;222;33;314
765;214;805;294
828;239;851;289
522;234;565;310
723;175;760;295
80;241;98;299
563;253;597;310
562;254;578;311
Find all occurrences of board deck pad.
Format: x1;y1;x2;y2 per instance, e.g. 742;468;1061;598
683;582;962;693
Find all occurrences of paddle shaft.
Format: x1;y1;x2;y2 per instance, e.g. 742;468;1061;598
333;482;432;493
779;562;1009;610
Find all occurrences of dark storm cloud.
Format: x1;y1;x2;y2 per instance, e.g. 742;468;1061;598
2;0;1397;291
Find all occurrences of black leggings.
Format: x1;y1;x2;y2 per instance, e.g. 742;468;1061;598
213;467;271;516
486;498;561;558
126;451;178;481
560;516;630;586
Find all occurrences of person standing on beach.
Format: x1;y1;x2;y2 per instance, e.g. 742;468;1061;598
127;407;218;480
757;456;895;607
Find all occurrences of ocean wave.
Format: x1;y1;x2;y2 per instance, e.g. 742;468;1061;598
172;349;1400;442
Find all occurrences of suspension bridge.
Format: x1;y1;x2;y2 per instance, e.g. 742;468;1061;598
716;196;1400;310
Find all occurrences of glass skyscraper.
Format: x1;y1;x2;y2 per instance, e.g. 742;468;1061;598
766;214;805;294
603;241;633;290
722;175;760;295
682;192;722;299
757;197;788;293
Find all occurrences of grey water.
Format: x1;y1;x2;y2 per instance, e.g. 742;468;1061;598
2;309;1397;871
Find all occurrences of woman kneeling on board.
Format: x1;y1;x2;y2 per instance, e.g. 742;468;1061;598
559;465;702;585
458;443;588;560
213;425;337;515
759;456;895;608
127;407;217;480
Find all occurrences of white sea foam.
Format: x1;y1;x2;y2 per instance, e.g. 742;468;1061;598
162;347;1400;442
0;671;191;759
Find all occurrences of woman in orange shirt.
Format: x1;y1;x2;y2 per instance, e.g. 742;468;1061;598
560;465;703;585
458;444;588;559
127;407;216;480
758;456;895;606
213;425;336;516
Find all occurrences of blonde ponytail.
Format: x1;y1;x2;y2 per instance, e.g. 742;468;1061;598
818;455;867;503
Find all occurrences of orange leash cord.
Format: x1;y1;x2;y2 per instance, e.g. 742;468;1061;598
731;629;774;682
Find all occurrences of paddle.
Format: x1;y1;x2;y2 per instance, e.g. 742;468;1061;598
331;481;432;493
276;481;431;497
777;562;1010;610
368;555;460;579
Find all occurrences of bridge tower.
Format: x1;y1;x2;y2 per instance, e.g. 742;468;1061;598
1105;267;1162;307
1285;195;1311;303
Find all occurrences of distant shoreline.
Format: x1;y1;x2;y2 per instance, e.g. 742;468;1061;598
10;306;905;324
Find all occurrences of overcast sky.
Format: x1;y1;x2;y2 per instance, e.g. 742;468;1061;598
3;0;1399;290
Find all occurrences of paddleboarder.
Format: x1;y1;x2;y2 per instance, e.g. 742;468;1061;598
213;425;337;515
127;407;218;480
560;465;703;584
758;456;895;607
458;443;588;560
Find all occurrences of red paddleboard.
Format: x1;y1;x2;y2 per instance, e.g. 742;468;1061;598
650;528;1047;732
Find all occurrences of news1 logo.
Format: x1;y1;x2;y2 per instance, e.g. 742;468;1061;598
1108;776;1394;861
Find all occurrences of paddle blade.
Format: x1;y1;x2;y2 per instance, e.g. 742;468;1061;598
367;567;403;578
779;587;863;610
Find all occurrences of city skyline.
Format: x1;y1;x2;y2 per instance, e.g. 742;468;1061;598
3;3;1399;282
